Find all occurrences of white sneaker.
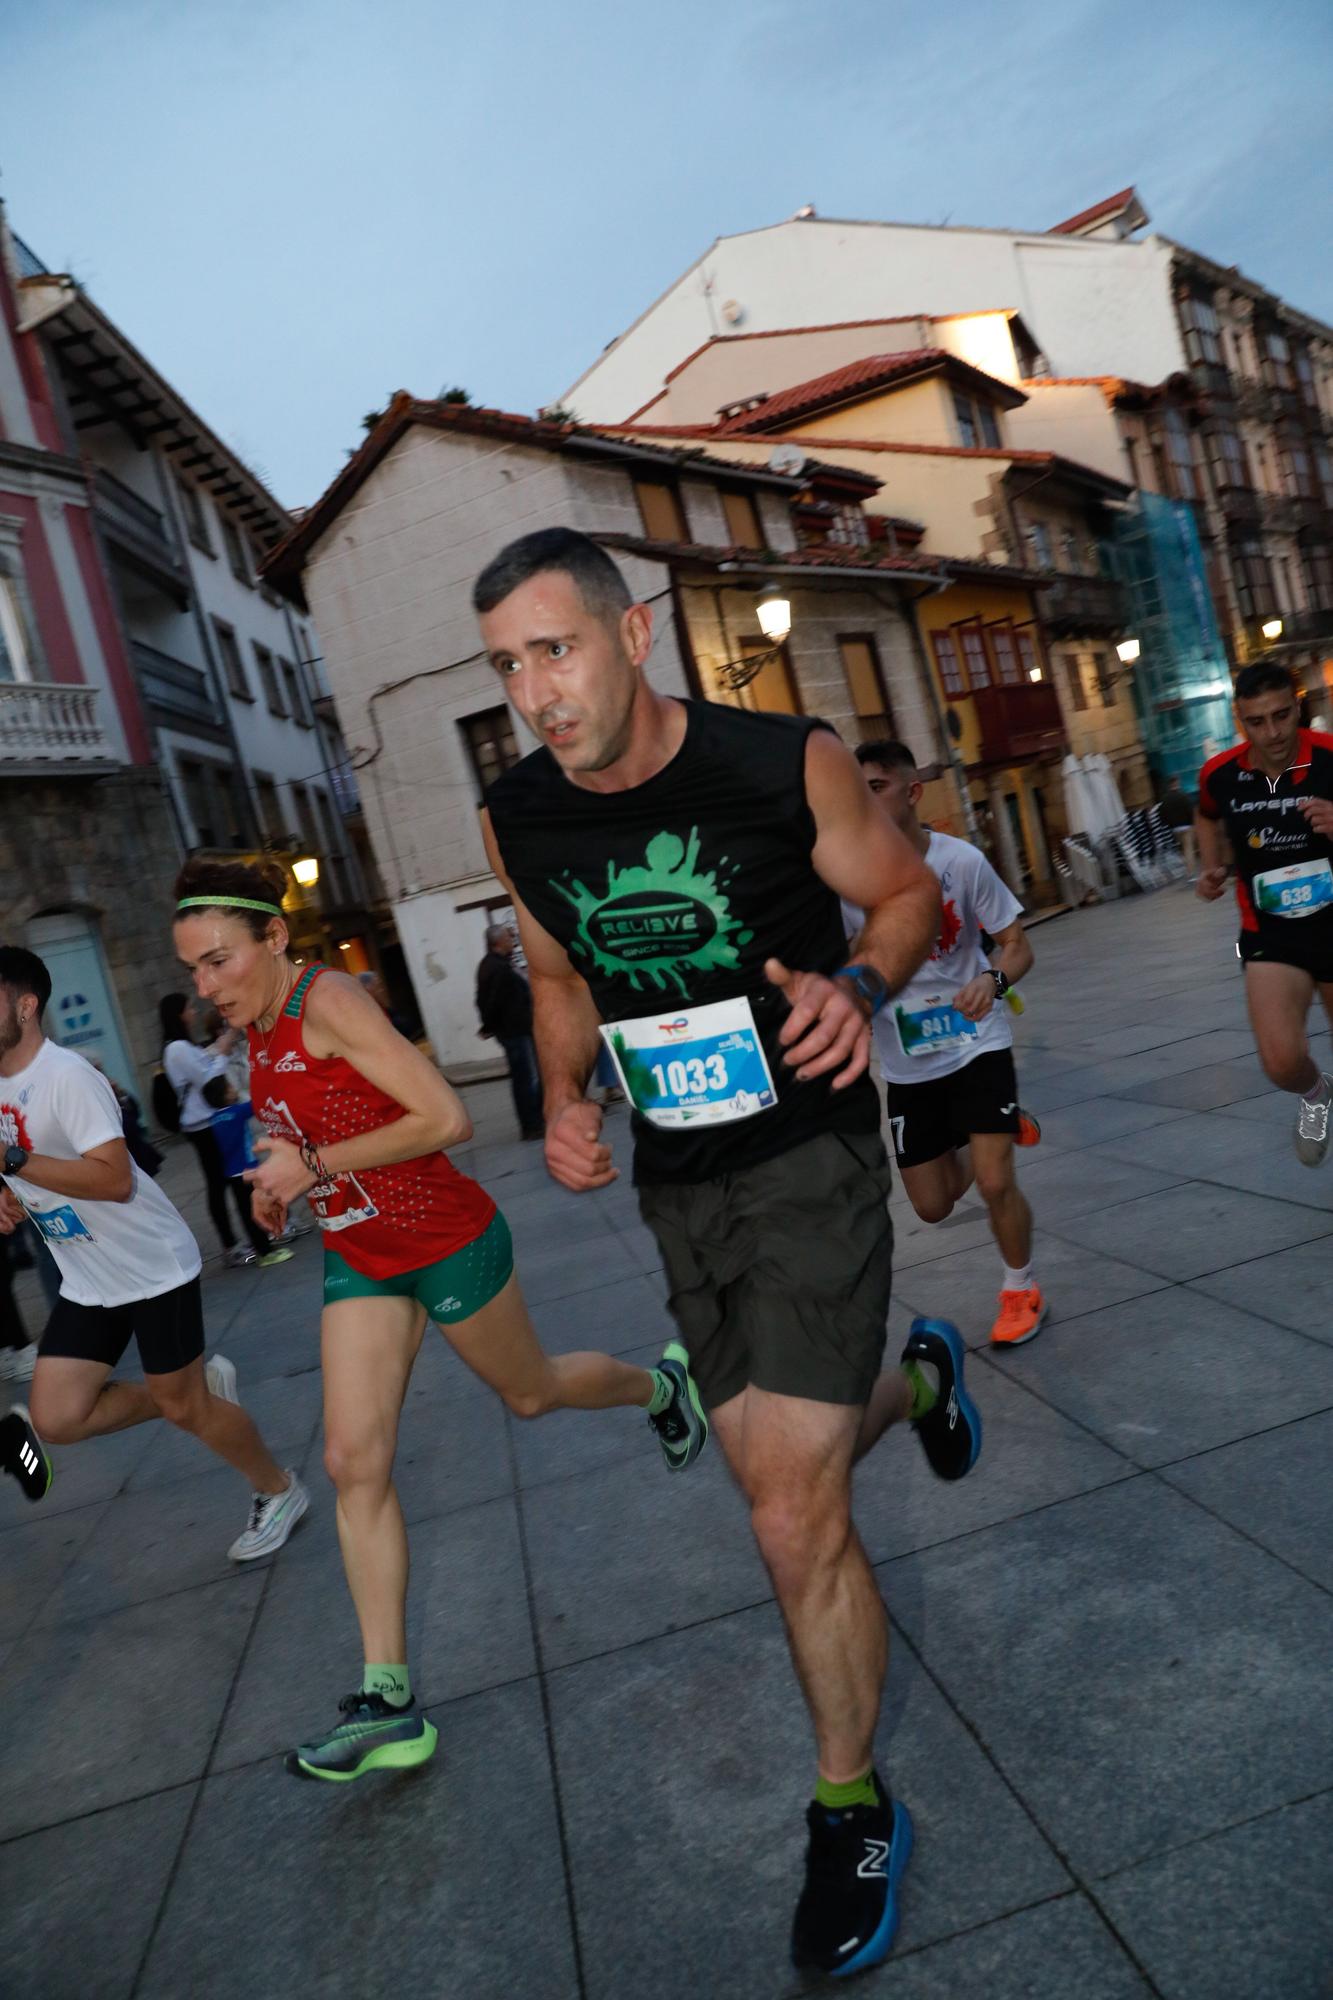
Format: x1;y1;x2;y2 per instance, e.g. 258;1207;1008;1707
0;1344;38;1383
225;1246;255;1269
1295;1078;1332;1167
228;1471;309;1561
205;1353;239;1404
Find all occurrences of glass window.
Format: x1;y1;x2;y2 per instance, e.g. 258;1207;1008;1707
1316;447;1333;511
280;657;309;724
221;515;251;584
1015;628;1044;680
720;490;763;549
989;625;1021;686
253;772;281;840
1180;293;1222;368
1025;520;1054;569
1265;331;1293;389
253;643;284;715
1063;652;1088;713
212;620;250;700
461;705;521;794
977;402;1001;449
1093;651;1117;707
932;630;966;697
0;575;32;683
178;480;213;553
952;390;979;448
1164;410;1198;500
959;624;990;688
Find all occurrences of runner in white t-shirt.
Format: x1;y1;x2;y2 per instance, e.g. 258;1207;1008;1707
0;945;308;1555
846;743;1045;1347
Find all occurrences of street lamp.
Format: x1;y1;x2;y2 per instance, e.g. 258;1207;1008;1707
292;855;320;888
756;589;792;643
1116;637;1141;666
1262;618;1284;641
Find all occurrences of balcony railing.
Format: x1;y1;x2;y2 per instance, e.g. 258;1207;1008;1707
971;681;1065;767
1038;573;1128;636
0;680;112;764
93;469;191;603
130;642;223;727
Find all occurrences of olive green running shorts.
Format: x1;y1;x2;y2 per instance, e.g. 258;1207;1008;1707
322;1209;514;1323
638;1130;894;1411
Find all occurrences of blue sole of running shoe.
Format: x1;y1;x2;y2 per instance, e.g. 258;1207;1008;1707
830;1800;915;1979
909;1318;982;1478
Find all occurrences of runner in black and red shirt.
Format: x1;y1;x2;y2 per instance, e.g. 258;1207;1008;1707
1196;661;1333;1164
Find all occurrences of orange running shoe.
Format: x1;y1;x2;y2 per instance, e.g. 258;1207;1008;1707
1016;1109;1041;1147
990;1286;1047;1346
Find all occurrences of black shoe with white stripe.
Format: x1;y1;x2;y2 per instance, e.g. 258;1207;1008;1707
791;1771;915;1978
0;1404;51;1503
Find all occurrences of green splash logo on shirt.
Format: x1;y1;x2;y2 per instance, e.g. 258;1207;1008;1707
554;829;752;994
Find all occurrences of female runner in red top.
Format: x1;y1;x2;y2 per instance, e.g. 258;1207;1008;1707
172;855;706;1783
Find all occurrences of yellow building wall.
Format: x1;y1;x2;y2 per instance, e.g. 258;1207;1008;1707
788;377;956;449
913;579;1043;766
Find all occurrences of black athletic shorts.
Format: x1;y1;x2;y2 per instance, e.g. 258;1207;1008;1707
638;1130;894;1412
886;1048;1020;1169
40;1277;205;1376
1238;926;1333;984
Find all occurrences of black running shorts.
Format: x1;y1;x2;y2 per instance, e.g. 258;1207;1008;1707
40;1277;205;1377
1238;926;1333;984
885;1048;1020;1169
638;1130;894;1412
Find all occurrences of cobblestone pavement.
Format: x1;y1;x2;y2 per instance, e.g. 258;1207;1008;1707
4;880;1332;1997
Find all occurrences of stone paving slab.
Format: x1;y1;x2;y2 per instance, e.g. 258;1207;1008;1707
6;883;1333;1996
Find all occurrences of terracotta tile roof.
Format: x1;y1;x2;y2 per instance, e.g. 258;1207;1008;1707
712;351;946;433
594;532;1045;592
734;433;1132;493
654;310;1021;392
1048;187;1137;236
260;394;809;594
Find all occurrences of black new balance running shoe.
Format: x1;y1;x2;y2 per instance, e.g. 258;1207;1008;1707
0;1404;51;1503
285;1692;438;1782
648;1341;708;1472
902;1317;982;1482
791;1771;914;1979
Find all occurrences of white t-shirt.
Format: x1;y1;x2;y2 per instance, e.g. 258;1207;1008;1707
844;831;1024;1085
0;1039;201;1307
163;1037;229;1132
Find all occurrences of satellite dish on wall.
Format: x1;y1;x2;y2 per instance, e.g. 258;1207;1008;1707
721;299;745;326
768;443;807;477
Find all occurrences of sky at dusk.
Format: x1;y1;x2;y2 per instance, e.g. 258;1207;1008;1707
6;0;1330;509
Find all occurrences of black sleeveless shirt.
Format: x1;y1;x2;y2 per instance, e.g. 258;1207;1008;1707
485;700;880;1183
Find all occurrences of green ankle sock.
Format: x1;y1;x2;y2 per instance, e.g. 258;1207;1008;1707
646;1368;674;1417
364;1663;411;1708
903;1359;939;1421
815;1769;879;1812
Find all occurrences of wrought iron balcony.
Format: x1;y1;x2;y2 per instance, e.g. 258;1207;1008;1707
1037;572;1127;636
970;681;1065;767
93;468;191;605
0;680;113;766
130;642;223;728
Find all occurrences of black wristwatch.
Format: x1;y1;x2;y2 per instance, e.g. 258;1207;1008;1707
3;1144;29;1176
991;970;1011;1000
839;964;891;1018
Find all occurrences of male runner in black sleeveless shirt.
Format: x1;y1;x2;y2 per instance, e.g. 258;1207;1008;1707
1197;662;1333;1165
477;528;984;1978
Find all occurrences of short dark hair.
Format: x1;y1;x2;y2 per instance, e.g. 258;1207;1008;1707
854;739;918;775
472;527;633;627
1234;662;1296;703
0;946;52;1017
159;992;192;1045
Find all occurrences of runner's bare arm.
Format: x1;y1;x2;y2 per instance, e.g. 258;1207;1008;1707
1195;808;1231;900
9;1139;133;1205
956;917;1033;1021
247;974;473;1205
766;731;940;1088
481;808;616;1192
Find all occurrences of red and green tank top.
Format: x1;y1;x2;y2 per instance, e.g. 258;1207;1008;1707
247;965;495;1279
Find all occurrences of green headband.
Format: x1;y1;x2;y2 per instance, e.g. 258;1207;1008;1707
176;896;284;918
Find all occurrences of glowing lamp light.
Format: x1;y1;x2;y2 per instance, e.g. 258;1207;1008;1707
338;941;352;952
292;855;320;888
756;592;792;643
1262;618;1284;641
1028;667;1043;682
1116;638;1141;666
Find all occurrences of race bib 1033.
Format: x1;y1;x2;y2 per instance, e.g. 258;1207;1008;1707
601;997;777;1129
